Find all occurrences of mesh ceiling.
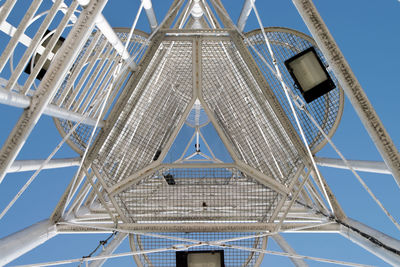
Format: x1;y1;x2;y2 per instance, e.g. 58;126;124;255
93;40;193;187
59;28;341;267
114;167;280;223
201;39;303;186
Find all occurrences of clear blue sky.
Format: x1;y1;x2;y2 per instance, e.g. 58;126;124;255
0;0;399;266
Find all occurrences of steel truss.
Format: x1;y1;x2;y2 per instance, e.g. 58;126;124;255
0;0;399;267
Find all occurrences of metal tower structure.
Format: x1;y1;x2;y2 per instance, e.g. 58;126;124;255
0;0;399;266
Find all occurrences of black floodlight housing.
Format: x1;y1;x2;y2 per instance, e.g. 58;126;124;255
153;149;162;161
24;29;65;81
176;250;224;267
284;46;335;103
163;173;176;185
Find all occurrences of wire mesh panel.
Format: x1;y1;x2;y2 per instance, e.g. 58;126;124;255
114;168;280;223
93;40;193;187
245;27;343;153
201;39;303;186
130;232;266;267
53;29;149;153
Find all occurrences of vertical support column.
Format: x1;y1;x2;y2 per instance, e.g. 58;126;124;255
89;233;128;267
292;0;400;188
0;219;57;266
340;218;400;266
0;0;108;183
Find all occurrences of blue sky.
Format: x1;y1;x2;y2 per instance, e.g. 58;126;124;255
0;0;400;266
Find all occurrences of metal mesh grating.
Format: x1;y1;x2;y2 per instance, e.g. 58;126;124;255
115;168;280;223
201;39;302;185
245;27;343;153
93;41;193;187
53;29;149;153
130;232;265;267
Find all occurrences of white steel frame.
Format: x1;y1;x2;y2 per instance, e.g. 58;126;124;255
0;0;399;267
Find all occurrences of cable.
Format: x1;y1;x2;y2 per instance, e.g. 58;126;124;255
247;0;335;214
77;231;117;267
292;96;400;232
64;0;146;211
18;221;372;267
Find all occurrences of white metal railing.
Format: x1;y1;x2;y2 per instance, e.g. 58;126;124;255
0;0;148;127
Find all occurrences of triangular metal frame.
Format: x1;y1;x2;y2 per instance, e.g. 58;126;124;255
0;0;399;266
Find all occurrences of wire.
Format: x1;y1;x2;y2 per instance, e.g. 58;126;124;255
209;0;335;214
248;0;335;214
0;100;98;219
17;221;372;267
296;199;400;257
243;5;400;231
77;231;117;267
64;0;146;212
293;97;400;232
0;1;147;220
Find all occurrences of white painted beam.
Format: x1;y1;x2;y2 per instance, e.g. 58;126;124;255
0;84;104;127
237;0;254;32
8;157;80;173
0;0;108;184
340;218;400;266
273;234;308;267
292;0;400;188
57;222;340;233
0;219;57;266
142;0;158;31
53;1;136;69
89;233;128;267
315;157;390;175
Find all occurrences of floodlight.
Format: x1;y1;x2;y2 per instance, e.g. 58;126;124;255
176;250;224;267
285;46;335;103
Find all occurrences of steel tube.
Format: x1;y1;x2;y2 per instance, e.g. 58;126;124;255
315;157;391;175
89;233;128;267
8;157;80;173
273;234;308;267
95;14;133;63
292;0;400;188
340;218;400;266
237;0;254;32
57;222;340;233
0;0;108;184
53;1;135;68
142;0;158;31
0;219;57;266
0;81;104;127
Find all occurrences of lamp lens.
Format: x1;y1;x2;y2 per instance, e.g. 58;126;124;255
289;52;328;92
